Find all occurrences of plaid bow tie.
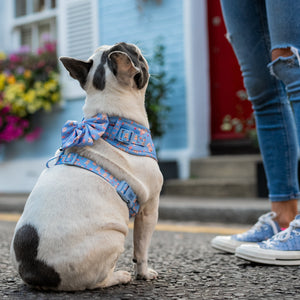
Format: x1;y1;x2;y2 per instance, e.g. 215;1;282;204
61;114;109;150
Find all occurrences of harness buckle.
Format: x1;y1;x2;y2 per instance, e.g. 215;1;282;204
117;128;133;144
116;180;136;204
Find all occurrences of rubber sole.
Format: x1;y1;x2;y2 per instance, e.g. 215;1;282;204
236;244;300;265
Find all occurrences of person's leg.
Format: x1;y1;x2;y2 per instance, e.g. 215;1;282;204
221;0;300;222
265;0;300;228
235;0;300;265
212;0;299;254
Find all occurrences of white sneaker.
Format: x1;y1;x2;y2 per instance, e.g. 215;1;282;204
211;212;281;254
236;215;300;265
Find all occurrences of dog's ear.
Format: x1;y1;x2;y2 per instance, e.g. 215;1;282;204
60;57;93;89
108;51;142;87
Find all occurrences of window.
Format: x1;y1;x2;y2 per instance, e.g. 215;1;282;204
10;0;99;99
13;0;57;52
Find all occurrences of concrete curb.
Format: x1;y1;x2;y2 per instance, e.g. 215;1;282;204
0;194;271;225
159;202;268;224
159;196;270;224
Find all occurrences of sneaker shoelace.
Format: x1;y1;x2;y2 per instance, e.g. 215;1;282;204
273;219;300;242
249;212;278;234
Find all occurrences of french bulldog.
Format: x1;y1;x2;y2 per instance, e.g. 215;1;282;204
10;42;163;291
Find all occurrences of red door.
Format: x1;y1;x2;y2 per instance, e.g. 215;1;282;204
207;0;254;141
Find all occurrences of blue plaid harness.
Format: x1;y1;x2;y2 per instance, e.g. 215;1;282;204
47;113;157;218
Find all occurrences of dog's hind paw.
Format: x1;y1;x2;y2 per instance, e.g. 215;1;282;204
136;268;158;281
117;271;132;284
92;270;131;289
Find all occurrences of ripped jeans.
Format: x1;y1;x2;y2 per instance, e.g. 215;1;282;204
220;0;300;202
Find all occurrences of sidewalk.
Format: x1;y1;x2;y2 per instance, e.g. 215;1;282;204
0;193;270;225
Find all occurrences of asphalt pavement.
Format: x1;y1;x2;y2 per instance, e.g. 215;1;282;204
1;219;300;299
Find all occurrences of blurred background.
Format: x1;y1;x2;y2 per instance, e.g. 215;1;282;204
0;0;263;199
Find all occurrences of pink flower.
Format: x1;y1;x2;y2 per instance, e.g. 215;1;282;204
25;127;42;142
0;123;23;142
37;41;56;55
9;53;21;63
0;107;30;143
20;119;29;129
1;106;11;115
37;48;44;55
44;42;56;53
37;61;46;68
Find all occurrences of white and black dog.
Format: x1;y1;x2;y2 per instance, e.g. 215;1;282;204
10;42;163;291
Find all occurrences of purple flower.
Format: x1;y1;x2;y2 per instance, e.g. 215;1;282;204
3;70;11;76
41;33;51;42
16;66;25;74
17;45;31;54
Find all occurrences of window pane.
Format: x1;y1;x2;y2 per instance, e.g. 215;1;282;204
15;0;27;17
38;23;51;47
33;0;45;13
51;0;56;9
21;27;32;49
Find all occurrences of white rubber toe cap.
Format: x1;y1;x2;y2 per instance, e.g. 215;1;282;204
211;236;245;254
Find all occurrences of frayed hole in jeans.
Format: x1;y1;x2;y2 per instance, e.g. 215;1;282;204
268;50;299;79
291;47;300;66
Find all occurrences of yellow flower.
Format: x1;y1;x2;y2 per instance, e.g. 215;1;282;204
0;52;6;60
44;79;57;92
51;92;60;102
0;73;6;90
24;89;36;103
18;82;26;92
37;89;46;97
7;75;16;85
43;102;52;112
23;70;32;79
4;85;19;102
34;81;42;89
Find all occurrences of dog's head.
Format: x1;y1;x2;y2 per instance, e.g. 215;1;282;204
60;42;149;93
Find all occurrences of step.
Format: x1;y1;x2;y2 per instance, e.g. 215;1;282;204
190;155;262;179
163;178;256;198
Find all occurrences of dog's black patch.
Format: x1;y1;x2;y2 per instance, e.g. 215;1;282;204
93;50;109;90
13;224;61;288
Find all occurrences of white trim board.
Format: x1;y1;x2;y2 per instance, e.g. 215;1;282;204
183;0;211;160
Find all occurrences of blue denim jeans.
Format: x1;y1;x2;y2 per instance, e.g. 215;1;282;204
220;0;300;201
